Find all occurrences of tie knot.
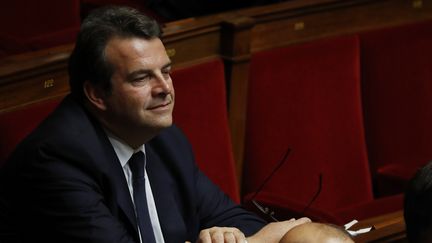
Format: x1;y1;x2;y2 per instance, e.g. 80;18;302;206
129;151;145;179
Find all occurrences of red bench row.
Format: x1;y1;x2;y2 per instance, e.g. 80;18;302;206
1;1;431;226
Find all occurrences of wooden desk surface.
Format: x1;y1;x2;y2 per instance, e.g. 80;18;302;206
352;211;407;242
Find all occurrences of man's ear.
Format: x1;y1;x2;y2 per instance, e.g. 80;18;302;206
83;81;107;111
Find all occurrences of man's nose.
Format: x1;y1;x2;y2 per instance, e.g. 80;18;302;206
152;72;172;96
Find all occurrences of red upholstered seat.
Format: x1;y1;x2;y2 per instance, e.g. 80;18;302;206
0;0;80;55
360;20;432;197
0;98;62;166
172;58;240;202
242;36;402;224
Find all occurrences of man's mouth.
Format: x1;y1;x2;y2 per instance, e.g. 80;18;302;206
148;101;172;110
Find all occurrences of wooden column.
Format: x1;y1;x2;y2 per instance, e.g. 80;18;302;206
221;17;255;188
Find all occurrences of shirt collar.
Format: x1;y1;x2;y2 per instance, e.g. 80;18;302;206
105;130;145;168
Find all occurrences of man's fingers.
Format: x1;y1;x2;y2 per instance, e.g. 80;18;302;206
223;231;236;243
297;217;312;223
291;217;312;227
233;228;246;243
197;227;246;243
210;228;224;243
284;217;312;231
197;229;212;243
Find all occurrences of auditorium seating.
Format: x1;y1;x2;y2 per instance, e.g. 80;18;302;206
360;20;432;197
172;58;240;202
242;35;403;224
1;0;431;229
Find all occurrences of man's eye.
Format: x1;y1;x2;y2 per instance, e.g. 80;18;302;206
162;69;171;78
133;75;151;82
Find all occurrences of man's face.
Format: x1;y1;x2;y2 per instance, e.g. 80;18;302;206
101;36;174;143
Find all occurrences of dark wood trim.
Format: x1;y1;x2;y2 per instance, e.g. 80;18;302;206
353;211;407;242
220;17;255;186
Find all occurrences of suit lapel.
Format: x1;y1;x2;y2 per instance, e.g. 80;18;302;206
89;113;139;238
146;145;189;242
106;147;138;232
57;96;139;240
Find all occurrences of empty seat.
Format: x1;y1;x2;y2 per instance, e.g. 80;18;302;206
360;20;432;197
242;35;402;224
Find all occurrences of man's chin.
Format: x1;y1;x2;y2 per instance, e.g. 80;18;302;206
156;121;173;130
135;121;172;144
150;119;173;131
136;115;173;135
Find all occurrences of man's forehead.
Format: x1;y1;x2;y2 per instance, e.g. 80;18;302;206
105;36;164;53
104;36;169;66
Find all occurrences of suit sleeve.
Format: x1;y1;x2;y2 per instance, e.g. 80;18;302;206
194;166;266;236
143;125;267;240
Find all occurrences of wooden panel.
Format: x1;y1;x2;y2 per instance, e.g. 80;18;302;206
353;211;407;242
250;0;432;52
0;45;72;112
220;17;255;183
0;69;69;113
164;27;221;68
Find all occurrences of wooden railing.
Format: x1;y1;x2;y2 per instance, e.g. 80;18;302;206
353;211;407;242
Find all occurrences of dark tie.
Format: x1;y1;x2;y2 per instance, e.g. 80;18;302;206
129;151;157;243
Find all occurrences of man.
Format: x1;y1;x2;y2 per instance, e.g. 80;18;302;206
0;6;309;243
280;223;353;243
404;161;432;243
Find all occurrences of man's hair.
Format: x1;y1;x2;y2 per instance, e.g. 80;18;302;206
404;161;432;243
68;6;162;101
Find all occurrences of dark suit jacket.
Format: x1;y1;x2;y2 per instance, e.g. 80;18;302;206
0;95;265;243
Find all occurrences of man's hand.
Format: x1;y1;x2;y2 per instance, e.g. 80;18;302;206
247;217;311;243
195;217;310;243
196;227;247;243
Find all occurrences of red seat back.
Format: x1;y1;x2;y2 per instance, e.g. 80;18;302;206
0;0;80;54
243;36;374;212
0;99;61;166
172;58;240;202
360;20;432;196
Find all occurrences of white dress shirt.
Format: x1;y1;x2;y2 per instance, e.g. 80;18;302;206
107;133;165;243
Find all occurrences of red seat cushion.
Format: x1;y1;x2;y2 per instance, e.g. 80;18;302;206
243;191;403;225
